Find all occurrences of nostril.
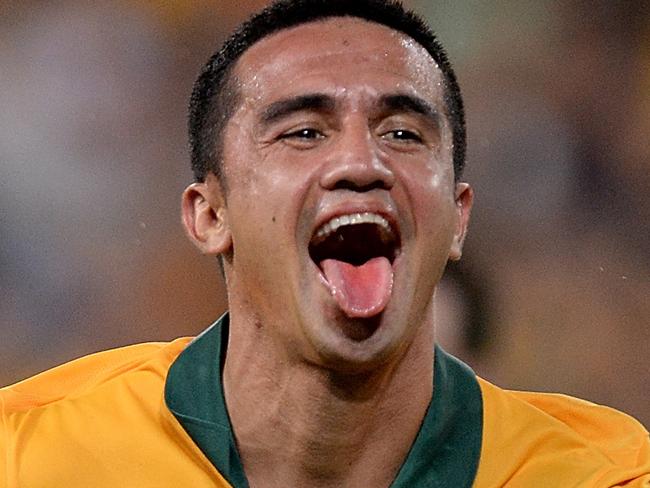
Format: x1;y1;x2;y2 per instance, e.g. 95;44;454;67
333;179;391;192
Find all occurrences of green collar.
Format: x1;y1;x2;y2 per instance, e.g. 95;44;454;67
165;313;482;488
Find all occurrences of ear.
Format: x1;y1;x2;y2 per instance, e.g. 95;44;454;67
181;175;232;256
448;182;473;261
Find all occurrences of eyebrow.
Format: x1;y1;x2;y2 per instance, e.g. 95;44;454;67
258;92;442;129
377;93;442;129
259;94;336;126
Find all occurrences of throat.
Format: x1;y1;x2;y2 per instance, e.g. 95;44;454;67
224;355;430;488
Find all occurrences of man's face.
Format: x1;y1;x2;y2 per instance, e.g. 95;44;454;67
211;18;471;371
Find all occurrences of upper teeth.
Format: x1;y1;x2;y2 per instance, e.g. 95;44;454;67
314;212;392;240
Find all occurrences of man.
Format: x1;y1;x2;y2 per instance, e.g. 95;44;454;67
1;0;648;486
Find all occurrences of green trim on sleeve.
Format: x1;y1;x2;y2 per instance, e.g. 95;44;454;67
165;313;483;487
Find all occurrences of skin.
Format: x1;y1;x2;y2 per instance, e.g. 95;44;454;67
182;18;473;488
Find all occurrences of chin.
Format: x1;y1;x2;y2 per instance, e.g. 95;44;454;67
298;303;412;374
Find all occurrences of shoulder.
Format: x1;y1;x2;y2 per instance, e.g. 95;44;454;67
0;338;191;416
0;337;234;487
474;378;650;487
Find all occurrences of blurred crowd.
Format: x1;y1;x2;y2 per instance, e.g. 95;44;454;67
1;1;648;425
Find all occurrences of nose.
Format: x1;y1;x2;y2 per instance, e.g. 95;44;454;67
319;121;395;192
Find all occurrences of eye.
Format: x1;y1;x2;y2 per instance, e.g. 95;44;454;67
279;128;325;140
382;129;423;143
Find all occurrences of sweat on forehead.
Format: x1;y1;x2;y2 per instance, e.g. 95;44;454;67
233;18;445;107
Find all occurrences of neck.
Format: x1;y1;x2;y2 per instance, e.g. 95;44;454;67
223;311;434;488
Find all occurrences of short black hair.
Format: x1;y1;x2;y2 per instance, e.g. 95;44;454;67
188;0;466;184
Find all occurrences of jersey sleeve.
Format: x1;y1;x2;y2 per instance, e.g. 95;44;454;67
614;475;650;487
475;379;650;486
602;432;650;487
516;390;650;481
1;393;8;488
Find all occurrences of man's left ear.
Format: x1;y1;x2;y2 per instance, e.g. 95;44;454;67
448;182;473;261
181;175;232;256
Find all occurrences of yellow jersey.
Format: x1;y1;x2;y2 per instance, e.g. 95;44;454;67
2;314;649;487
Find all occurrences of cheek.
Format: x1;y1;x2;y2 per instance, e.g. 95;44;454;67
421;144;456;198
426;171;445;191
226;157;315;253
401;163;457;241
400;152;455;202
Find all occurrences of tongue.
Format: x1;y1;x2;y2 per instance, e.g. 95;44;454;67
321;256;394;318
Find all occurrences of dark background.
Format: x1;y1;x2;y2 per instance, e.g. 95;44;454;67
1;1;648;426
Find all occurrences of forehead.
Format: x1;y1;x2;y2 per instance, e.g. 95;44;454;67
232;17;444;108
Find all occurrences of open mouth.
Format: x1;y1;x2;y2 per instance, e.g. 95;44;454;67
309;213;399;266
308;212;400;318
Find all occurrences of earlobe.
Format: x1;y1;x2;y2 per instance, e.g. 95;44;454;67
448;182;473;261
181;178;232;256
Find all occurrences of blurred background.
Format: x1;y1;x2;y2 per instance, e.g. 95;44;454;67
1;1;648;426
